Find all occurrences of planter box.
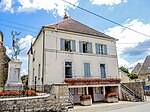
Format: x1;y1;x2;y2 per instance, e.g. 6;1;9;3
106;97;118;103
80;98;92;106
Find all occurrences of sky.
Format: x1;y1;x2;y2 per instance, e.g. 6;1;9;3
0;0;150;75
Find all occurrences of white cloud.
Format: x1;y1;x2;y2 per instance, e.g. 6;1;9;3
90;0;127;6
0;0;13;12
0;0;79;17
105;19;150;55
105;19;150;70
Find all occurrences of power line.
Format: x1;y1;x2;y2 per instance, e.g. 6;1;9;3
62;0;150;38
0;18;40;30
0;23;38;34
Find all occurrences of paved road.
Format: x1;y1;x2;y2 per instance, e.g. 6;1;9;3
69;97;150;112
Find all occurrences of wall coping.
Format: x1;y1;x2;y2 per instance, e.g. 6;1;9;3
0;94;50;101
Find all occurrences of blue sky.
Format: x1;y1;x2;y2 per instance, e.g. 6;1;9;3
0;0;150;75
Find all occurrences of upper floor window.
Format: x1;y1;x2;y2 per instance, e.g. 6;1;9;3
60;38;76;52
95;43;108;55
79;41;93;53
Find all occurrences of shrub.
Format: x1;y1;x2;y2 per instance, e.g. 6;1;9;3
80;94;91;100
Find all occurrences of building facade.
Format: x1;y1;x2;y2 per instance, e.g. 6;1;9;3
28;16;121;103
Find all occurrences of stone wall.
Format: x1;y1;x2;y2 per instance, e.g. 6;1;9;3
0;83;71;112
0;46;10;87
122;82;145;101
0;94;69;112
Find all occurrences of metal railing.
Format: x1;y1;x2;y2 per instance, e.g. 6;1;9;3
121;84;142;101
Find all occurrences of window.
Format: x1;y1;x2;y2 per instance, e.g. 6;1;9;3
60;38;76;52
33;50;35;61
32;68;35;82
77;88;83;95
148;76;150;81
95;43;107;55
79;41;92;53
84;63;91;77
65;62;72;78
38;64;40;80
100;64;106;78
69;88;75;95
95;87;100;94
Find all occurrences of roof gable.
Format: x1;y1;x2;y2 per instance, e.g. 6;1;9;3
45;18;114;39
138;56;150;75
132;63;142;75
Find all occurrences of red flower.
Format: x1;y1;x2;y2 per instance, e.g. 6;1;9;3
80;94;91;100
64;78;120;85
105;92;118;97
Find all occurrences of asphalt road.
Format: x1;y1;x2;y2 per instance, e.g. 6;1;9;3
69;97;150;112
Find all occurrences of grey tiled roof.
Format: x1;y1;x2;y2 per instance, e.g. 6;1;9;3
132;63;142;75
138;55;150;75
45;18;114;39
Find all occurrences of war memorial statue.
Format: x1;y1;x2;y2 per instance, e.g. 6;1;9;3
5;31;23;91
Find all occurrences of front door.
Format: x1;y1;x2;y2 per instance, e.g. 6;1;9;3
88;87;94;101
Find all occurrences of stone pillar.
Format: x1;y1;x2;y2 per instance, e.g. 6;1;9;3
0;46;9;87
51;83;69;99
103;86;106;97
5;60;23;91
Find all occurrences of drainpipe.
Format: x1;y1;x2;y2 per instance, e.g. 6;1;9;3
42;28;45;87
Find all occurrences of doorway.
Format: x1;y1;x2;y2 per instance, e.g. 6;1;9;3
88;87;94;101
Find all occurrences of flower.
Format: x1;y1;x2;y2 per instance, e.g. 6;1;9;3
64;78;121;85
105;92;118;97
80;94;91;100
25;90;36;96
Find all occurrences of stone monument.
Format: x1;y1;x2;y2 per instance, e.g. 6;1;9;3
5;31;23;91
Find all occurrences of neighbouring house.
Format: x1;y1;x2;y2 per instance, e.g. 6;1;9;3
0;31;10;87
119;69;131;83
28;14;121;104
132;63;142;75
136;56;150;85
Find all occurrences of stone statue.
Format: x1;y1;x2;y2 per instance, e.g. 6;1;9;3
11;31;21;60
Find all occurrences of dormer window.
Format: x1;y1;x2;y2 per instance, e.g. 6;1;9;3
60;38;76;52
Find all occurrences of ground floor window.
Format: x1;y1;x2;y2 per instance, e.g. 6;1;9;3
65;62;72;78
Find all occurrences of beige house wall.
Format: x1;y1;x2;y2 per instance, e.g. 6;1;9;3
28;28;119;85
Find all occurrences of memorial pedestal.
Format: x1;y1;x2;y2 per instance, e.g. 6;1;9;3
5;60;23;91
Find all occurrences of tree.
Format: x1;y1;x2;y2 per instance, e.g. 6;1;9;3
21;75;28;85
128;73;138;79
119;66;129;74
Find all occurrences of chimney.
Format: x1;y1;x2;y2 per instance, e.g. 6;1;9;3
63;12;69;20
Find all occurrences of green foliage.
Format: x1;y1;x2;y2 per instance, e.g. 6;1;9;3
119;66;129;74
128;73;138;79
21;75;28;85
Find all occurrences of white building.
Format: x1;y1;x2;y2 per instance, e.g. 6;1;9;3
28;15;121;103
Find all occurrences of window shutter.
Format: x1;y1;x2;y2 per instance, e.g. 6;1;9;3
87;42;93;53
72;40;76;52
95;43;99;54
60;38;65;51
104;45;108;55
84;63;91;77
79;41;83;53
